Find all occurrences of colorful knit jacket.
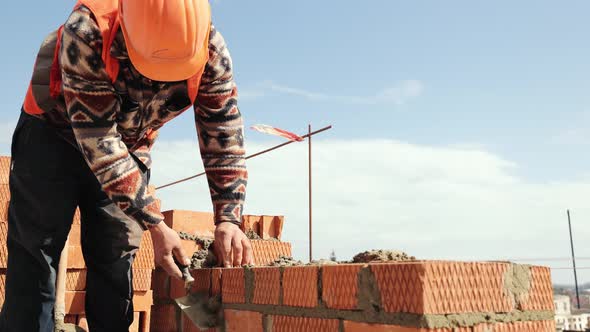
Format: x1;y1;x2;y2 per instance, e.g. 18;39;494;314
32;7;247;228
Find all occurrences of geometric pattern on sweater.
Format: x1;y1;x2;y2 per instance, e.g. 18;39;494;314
30;6;247;227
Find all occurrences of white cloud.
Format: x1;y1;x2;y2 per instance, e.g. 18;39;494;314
239;80;424;106
151;138;590;285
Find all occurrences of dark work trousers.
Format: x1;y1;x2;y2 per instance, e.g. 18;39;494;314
0;112;146;332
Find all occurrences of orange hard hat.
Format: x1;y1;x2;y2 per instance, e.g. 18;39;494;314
119;0;211;82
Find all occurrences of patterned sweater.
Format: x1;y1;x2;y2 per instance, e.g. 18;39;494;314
35;7;247;228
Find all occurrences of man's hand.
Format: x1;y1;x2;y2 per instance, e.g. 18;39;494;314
214;222;253;267
149;222;190;279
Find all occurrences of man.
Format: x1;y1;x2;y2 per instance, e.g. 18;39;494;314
0;0;252;331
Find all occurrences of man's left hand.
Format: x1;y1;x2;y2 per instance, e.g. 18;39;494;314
214;222;253;267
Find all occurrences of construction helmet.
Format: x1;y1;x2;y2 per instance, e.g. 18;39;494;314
119;0;211;82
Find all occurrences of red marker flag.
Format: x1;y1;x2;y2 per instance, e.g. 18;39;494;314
250;124;304;142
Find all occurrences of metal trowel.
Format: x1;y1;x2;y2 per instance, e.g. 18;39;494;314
173;261;221;330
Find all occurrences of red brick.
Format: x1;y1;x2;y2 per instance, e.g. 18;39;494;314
65;291;86;314
371;261;515;315
0;223;7;268
518;266;554;311
473;321;556;332
66;269;87;291
222;268;245;303
129;312;141;332
240;215;261;235
241;215;284;240
250;240;292;266
68;224;81;247
133;268;153;292
133;291;153;312
260;215;283;240
64;314;77;325
252;267;280;305
190;268;211;293
162;210;215;237
0;157;10;185
211;268;222;296
170;275;189;299
0;184;9;202
67;246;85;269
282;266;318;308
78;315;89;331
150;304;178;332
344;321;466;332
224;310;263;332
133;232;155;269
182;312;217;332
0;271;6;308
272;316;339;332
152;268;170;301
140;310;151;332
72;208;81;225
322;264;362;310
422;262;513;314
0;200;8;222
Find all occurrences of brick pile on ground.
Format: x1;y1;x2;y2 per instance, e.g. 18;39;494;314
0;156;154;332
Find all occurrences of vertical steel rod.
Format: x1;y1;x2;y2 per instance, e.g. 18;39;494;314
308;124;313;263
568;209;581;309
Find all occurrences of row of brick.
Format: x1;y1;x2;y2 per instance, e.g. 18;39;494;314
63;268;153;292
151;303;219;332
224;310;556;332
64;290;153;314
152;307;556;332
154;240;292;302
0;157;8;185
64;312;144;332
203;262;554;314
0;271;151;322
65;291;152;331
0;222;155;270
163;210;285;241
151;261;555;332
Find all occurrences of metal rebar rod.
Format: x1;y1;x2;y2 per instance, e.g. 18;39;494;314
568;209;581;310
308;124;313;263
156;125;333;190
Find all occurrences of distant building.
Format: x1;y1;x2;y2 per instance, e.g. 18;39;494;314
555;294;590;331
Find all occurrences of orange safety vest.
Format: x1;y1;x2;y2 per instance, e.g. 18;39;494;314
23;0;208;118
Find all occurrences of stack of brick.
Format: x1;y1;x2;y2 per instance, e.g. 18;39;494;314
165;261;556;332
0;156;10;310
150;211;292;332
0;156;154;332
64;213;155;331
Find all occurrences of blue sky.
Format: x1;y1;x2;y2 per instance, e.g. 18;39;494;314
1;1;589;284
2;1;590;179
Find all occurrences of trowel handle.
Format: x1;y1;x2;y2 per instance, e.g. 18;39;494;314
173;256;195;283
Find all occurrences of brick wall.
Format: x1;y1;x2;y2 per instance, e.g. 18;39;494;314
163;262;554;332
149;196;555;332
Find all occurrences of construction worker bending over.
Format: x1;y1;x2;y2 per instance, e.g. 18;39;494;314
0;0;251;330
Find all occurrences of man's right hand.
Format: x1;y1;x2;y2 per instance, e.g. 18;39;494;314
149;222;190;279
